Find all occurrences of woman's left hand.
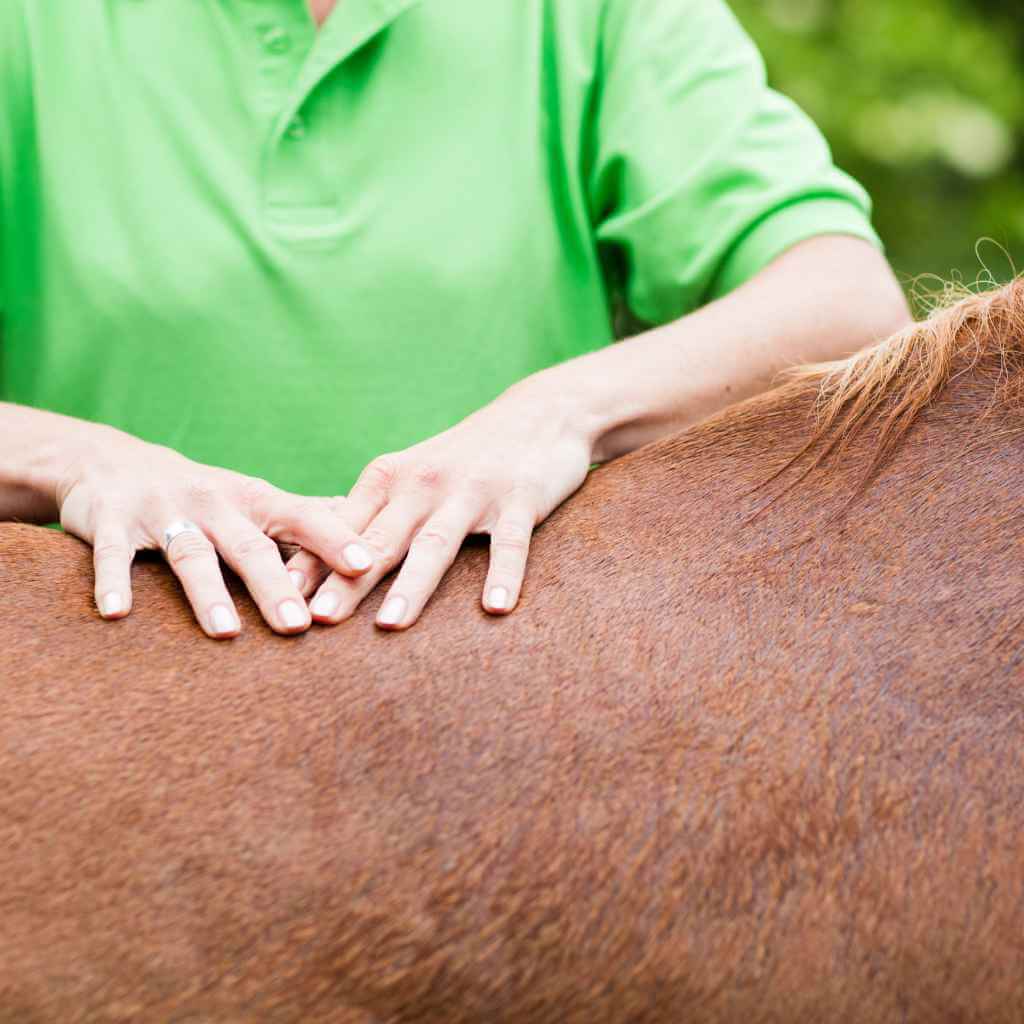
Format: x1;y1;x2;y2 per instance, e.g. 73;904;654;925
284;377;595;630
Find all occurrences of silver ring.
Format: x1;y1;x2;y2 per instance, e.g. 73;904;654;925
160;519;204;556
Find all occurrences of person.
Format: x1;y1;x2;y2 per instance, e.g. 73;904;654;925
0;0;911;639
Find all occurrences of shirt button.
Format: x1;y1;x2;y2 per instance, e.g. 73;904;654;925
285;116;306;141
262;26;292;55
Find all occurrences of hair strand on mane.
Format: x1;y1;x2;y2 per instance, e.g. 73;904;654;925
779;275;1024;492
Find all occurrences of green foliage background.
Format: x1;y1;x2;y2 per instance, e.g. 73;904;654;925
729;0;1024;304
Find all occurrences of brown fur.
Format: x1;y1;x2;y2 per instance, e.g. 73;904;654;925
2;281;1024;1023
789;276;1024;483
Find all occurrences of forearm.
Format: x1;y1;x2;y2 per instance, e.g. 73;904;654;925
0;402;113;523
526;235;912;463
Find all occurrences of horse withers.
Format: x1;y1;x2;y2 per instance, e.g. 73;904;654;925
1;281;1023;1022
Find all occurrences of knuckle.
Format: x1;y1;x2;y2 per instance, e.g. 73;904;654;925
270;496;339;540
166;532;214;567
325;495;349;516
287;497;324;523
493;524;532;554
227;533;277;563
360;527;398;563
411;527;453;553
462;473;495;499
411;463;446;492
181;475;219;510
93;541;127;564
237;476;277;516
136;485;169;516
359;455;400;495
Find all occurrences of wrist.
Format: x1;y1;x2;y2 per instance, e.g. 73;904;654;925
509;359;648;465
503;365;608;462
0;404;117;511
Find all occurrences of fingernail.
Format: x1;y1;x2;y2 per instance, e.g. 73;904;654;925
288;569;306;592
101;592;123;616
377;595;407;627
343;543;373;572
210;604;237;635
488;586;510;612
310;591;339;618
279;599;307;629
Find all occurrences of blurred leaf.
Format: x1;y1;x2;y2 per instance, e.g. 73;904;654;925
729;0;1024;294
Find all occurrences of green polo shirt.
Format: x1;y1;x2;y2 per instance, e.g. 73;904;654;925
0;0;881;497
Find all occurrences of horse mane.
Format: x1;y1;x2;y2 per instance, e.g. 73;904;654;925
664;276;1024;496
787;274;1024;482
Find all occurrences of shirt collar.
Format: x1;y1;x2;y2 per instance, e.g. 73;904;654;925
274;0;425;142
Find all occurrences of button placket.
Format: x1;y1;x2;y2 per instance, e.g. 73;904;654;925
239;0;311;116
260;0;426;242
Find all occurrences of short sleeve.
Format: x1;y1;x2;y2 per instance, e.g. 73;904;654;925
588;0;882;327
0;1;25;321
0;0;33;325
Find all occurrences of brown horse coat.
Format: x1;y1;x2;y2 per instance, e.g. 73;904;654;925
2;281;1023;1023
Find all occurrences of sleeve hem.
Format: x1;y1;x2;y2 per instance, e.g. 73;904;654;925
707;197;884;303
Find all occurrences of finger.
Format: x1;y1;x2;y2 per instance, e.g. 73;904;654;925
283;548;333;600
204;516;310;635
482;500;536;615
375;500;478;630
279;495;369;598
309;497;428;625
264;493;375;580
92;522;136;620
344;455;399;530
160;524;242;640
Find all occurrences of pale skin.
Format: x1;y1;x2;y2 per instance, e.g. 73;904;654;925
0;1;912;637
1;234;911;637
289;236;911;630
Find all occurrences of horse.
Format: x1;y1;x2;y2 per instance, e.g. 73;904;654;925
1;280;1022;1023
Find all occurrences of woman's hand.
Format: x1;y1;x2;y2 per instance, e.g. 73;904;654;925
284;378;596;630
57;425;376;638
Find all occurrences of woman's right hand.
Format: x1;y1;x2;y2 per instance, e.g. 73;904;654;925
55;424;375;639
